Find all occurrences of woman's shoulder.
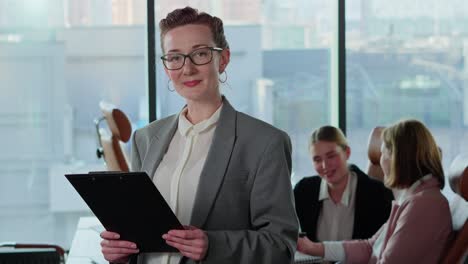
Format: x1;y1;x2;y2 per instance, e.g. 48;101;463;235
407;184;449;206
351;164;394;201
294;176;322;201
221;98;289;140
134;114;178;139
148;114;178;128
400;182;450;221
236;111;289;139
294;176;322;190
352;164;386;187
397;190;451;235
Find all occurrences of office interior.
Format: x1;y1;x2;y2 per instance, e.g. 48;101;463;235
0;0;467;263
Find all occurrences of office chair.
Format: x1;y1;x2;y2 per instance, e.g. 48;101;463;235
0;242;65;264
95;101;132;172
366;126;385;182
442;153;468;264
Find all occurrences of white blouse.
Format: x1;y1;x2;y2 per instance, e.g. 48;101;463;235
139;105;222;264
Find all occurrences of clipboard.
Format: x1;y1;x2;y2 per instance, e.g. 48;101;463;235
65;171;183;252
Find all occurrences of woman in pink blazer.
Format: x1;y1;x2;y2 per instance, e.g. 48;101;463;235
297;119;452;263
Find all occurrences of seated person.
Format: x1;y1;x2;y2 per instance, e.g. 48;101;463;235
294;125;393;243
297;119;453;263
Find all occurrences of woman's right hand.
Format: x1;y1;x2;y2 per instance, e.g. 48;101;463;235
297;236;324;257
100;231;140;263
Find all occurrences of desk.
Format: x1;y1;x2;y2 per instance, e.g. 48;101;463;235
66;217;107;264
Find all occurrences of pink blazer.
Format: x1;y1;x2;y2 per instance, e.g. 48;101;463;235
343;177;452;264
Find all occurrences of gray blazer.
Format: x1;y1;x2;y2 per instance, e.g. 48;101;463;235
131;98;298;264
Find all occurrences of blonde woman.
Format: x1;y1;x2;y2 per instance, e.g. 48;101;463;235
295;126;393;245
297;120;452;263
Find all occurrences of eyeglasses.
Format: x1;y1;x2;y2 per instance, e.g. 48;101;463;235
160;47;223;70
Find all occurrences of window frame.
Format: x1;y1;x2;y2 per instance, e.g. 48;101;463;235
146;0;347;133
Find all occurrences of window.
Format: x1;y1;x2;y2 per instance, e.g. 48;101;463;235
0;0;147;248
153;0;338;184
345;0;468;198
3;0;463;251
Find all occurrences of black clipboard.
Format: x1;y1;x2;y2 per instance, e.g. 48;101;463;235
65;171;183;252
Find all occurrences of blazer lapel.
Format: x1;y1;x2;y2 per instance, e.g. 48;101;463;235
190;98;237;228
141;115;178;178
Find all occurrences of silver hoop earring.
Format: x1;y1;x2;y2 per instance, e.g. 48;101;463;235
167;79;175;92
219;71;227;83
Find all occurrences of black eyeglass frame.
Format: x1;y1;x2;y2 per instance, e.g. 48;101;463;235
160;47;223;70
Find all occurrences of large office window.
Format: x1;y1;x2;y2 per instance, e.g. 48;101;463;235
0;0;147;248
4;0;465;253
345;0;468;197
153;0;338;184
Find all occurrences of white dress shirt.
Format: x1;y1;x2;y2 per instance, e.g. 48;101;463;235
318;171;357;261
139;105;222;264
317;171;357;241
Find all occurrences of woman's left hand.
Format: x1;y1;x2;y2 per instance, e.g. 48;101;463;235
163;225;209;261
297;236;324;257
